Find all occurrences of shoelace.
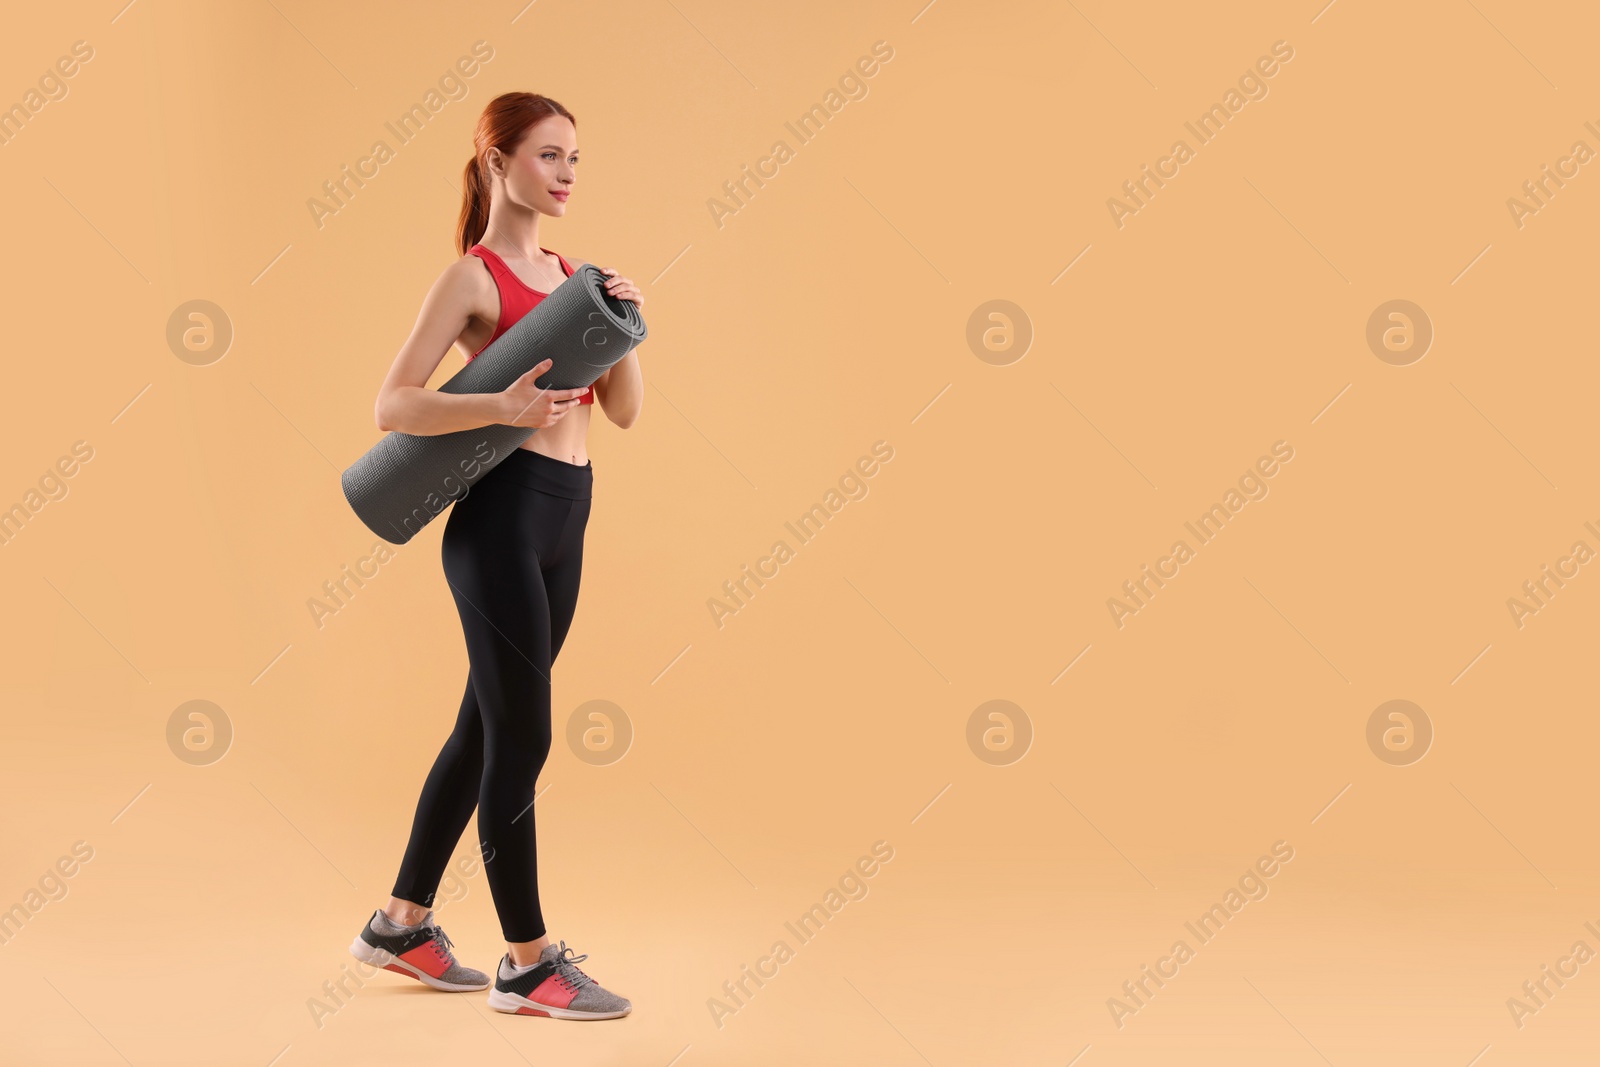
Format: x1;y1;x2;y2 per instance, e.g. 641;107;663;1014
424;924;456;966
550;941;595;992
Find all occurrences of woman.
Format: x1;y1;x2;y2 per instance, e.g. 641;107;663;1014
346;92;643;1021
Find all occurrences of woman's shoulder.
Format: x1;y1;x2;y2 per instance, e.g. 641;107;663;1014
458;244;496;271
444;248;497;290
414;249;497;321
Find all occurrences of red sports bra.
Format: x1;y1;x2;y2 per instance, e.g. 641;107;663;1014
466;243;593;405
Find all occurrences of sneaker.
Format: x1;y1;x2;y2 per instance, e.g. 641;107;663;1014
487;940;632;1020
348;908;490;992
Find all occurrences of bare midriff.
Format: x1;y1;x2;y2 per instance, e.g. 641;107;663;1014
516;402;590;466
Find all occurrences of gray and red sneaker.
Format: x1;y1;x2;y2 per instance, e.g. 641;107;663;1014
487;941;632;1020
349;909;490;991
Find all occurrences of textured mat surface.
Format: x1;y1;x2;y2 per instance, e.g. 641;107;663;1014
341;263;647;544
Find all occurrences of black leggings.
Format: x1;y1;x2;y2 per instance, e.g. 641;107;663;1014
391;446;593;943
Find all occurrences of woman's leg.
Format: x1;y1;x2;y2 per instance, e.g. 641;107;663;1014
362;524;497;990
544;496;592;660
436;477;581;957
491;494;591;963
389;674;486;913
457;548;556;951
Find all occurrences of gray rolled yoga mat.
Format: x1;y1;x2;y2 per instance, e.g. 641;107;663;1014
341;262;648;545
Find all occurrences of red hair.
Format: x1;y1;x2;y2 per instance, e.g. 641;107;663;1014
457;92;576;255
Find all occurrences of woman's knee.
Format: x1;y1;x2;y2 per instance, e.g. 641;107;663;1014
486;723;553;778
527;725;554;773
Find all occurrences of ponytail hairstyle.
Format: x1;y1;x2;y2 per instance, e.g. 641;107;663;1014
457;92;577;255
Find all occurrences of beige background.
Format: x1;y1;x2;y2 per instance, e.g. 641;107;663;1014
3;0;1598;1063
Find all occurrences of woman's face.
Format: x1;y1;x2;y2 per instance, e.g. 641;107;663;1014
494;115;577;217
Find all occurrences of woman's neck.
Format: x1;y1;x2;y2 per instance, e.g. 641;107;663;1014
479;209;543;262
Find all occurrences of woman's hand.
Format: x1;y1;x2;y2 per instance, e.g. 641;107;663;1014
498;358;591;429
599;267;642;307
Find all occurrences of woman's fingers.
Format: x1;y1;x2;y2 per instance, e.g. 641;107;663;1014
599;269;641;304
516;359;553;384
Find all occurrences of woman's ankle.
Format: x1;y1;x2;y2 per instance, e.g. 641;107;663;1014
384;897;430;926
507;935;551;967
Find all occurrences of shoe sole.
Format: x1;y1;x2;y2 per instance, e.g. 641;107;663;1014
488;987;631;1020
349;935;490;992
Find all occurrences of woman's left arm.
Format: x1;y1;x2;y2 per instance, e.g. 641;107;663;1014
574;261;644;429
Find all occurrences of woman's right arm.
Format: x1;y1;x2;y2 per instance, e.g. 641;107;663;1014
375;257;591;435
374;259;508;435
